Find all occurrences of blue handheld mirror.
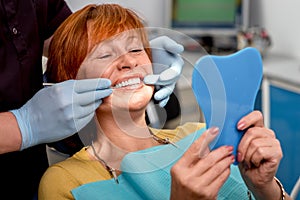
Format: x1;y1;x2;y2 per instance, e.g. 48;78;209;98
192;47;263;164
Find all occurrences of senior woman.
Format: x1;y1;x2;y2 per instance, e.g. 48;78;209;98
39;4;290;200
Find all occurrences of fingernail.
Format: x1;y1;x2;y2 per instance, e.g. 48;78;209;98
209;127;219;135
237;152;243;162
226;145;234;152
231;155;235;163
237;122;245;130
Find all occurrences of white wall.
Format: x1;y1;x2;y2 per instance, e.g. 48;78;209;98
251;0;300;59
64;0;167;28
65;0;300;59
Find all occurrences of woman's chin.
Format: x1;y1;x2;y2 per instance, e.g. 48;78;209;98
99;97;149;113
114;90;152;105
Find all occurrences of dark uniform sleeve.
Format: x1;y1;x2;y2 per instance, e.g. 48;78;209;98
0;1;72;199
47;0;72;37
43;0;84;156
40;0;73;40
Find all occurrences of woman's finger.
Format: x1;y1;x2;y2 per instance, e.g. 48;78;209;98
192;145;234;177
243;137;272;167
238;127;275;162
237;110;264;130
194;152;234;186
177;127;219;167
246;139;282;168
171;149;233;200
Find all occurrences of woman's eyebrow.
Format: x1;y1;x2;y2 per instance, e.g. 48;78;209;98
126;35;140;42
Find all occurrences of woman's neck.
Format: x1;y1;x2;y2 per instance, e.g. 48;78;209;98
89;109;158;169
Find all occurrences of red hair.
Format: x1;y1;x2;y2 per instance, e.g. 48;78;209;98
46;4;151;83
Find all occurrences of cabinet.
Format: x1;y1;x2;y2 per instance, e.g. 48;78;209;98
262;54;300;196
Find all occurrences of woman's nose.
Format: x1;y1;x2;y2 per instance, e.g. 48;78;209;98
116;53;137;70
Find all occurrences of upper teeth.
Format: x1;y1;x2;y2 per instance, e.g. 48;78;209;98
114;78;141;88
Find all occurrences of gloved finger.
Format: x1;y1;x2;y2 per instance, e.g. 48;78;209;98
74;78;111;93
159;60;183;82
165;38;184;53
150;36;184;54
75;88;113;106
73;99;103;119
74;109;97;131
163;38;184;54
158;96;170;108
154;83;175;101
143;66;180;86
143;74;160;85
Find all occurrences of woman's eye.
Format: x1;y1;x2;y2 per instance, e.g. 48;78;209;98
98;54;111;59
130;48;143;53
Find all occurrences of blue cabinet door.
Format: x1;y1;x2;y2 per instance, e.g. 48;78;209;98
270;85;300;197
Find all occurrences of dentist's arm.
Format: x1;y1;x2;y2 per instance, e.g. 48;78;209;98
1;78;112;153
0;112;22;154
144;36;184;107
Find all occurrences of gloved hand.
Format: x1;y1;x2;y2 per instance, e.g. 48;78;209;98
144;36;184;107
10;78;112;150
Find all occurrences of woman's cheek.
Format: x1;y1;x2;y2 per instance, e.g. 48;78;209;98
102;94;113;105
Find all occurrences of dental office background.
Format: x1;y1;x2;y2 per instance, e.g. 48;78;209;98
63;0;300;198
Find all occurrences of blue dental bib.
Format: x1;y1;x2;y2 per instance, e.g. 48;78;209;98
72;128;251;199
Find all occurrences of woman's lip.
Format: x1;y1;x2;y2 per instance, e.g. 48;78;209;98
112;74;144;87
112;77;143;89
112;82;144;90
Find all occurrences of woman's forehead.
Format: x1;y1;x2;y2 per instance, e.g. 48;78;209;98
90;30;143;50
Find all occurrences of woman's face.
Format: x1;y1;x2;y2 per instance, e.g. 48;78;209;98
77;30;154;112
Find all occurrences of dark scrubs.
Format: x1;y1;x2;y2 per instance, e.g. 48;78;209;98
0;0;71;199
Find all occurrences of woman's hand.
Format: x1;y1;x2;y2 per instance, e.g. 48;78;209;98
237;110;290;199
170;127;235;200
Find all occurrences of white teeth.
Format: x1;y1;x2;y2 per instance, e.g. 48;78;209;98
114;78;141;88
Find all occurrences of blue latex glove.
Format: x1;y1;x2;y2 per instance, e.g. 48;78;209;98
11;78;112;150
144;36;184;107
